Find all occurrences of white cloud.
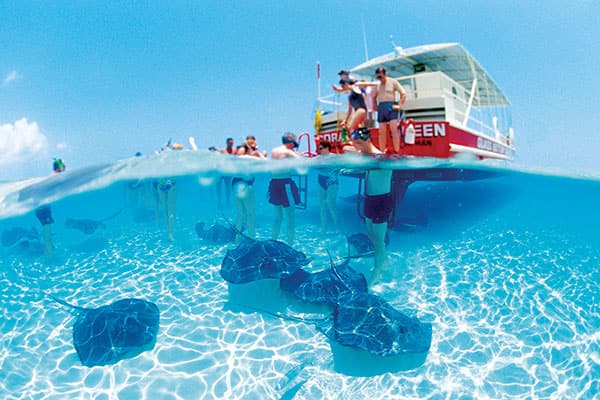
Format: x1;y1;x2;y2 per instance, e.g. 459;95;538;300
0;118;49;165
56;142;68;150
2;70;23;86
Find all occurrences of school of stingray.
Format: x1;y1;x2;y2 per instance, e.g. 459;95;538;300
219;227;432;359
4;219;431;372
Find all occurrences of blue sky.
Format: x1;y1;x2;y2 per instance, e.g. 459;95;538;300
1;1;598;179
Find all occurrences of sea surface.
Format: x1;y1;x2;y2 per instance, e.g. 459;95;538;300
0;151;598;400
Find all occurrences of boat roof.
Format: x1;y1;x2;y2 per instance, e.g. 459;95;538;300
351;42;510;107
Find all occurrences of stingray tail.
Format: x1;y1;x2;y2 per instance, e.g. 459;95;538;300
220;214;252;241
100;208;124;222
327;250;348;291
50;295;86;312
232;303;327;325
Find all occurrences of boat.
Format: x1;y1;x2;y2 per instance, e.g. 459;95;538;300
312;42;514;160
304;43;515;227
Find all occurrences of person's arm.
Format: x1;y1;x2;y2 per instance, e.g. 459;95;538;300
394;79;407;106
372;84;379;105
342;101;352;128
287;148;301;158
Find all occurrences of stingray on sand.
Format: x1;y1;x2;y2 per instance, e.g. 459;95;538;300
328;292;432;356
195;221;236;244
1;226;39;247
243;259;432;357
52;297;160;367
279;262;368;305
220;237;310;284
346;232;390;257
64;209;122;235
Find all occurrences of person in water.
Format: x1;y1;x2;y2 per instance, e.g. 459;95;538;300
232;141;264;241
154;141;183;241
316;140;339;232
269;132;301;245
36;158;66;256
238;135;267;158
219;137;237;155
216;137;236;210
351;127;393;285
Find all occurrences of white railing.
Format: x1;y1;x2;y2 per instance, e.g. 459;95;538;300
316;71;514;146
396;72;511;142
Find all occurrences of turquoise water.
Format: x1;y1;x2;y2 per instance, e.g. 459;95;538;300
0;151;599;399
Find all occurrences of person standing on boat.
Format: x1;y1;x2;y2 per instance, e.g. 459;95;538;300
269;132;301;245
350;127;393;285
339;79;367;133
373;67;406;153
332;69;355;93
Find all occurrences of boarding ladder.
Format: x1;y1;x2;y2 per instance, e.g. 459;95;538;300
293;132;316;210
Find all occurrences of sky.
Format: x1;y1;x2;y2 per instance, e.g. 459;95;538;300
1;0;599;180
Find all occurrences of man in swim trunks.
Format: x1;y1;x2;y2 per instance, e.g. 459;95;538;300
269;132;301;245
372;67;406;153
351;127;393;285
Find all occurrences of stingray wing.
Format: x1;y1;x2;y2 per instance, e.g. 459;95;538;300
221;240;309;283
333;294;432;356
72;298;159;367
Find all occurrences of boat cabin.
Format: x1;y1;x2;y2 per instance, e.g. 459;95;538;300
314;43;515;160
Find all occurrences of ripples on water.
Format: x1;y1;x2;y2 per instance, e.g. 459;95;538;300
0;152;599;399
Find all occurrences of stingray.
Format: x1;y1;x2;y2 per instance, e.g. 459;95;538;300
220;237;310;284
346;232;391;257
195;221;236;244
280;261;368;305
329;292;432;356
346;233;374;256
52;297;160;367
245;259;432;356
65;209;122;234
1;226;39;247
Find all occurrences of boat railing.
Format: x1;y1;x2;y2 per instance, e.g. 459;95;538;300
316;71;513;146
396;72;511;143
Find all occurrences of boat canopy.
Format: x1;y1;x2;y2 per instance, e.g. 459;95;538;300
350;43;510;107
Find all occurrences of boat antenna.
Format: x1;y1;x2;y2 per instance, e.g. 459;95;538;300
390;35;402;55
361;16;369;61
317;60;321;100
